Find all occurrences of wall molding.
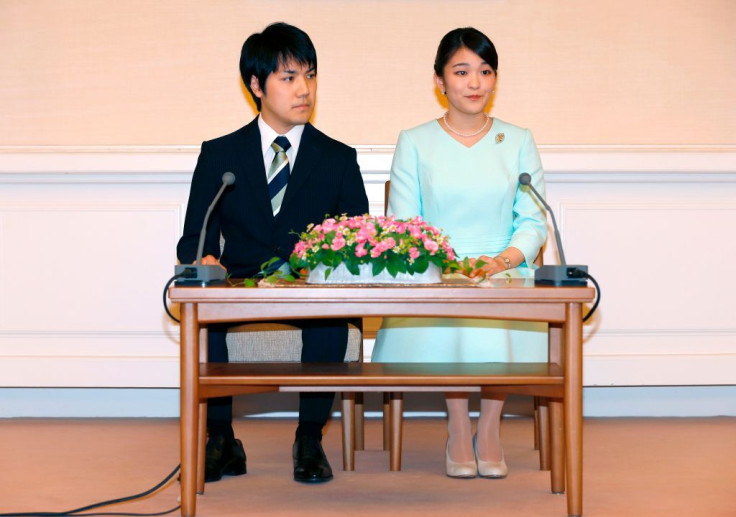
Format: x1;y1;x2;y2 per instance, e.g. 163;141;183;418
1;145;736;184
2;386;735;418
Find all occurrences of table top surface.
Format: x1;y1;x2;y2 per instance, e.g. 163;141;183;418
169;277;595;304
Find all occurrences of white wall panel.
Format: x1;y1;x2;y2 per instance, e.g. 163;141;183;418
0;181;184;387
562;203;736;330
1;146;735;390
0;203;180;330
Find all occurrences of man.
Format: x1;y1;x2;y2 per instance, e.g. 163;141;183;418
177;22;369;484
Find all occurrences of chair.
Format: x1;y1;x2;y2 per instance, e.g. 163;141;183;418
225;321;364;470
380;180;552;471
193;238;365;494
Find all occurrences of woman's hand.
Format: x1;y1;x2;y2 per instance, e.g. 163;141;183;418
468;255;506;279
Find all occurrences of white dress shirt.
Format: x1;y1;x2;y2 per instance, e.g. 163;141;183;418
258;115;305;177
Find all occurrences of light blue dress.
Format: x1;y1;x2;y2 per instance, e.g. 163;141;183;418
371;118;549;363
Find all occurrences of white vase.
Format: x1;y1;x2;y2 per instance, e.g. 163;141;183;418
306;262;442;285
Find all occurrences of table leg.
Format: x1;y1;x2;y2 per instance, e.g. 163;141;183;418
548;322;565;492
180;303;199;517
196;328;208;495
565;303;584;517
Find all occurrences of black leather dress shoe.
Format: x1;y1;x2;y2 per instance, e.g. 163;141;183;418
205;435;247;483
292;435;333;483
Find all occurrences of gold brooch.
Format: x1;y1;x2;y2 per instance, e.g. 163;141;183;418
495;133;505;144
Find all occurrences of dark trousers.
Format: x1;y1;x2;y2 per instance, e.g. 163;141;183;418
206;319;349;436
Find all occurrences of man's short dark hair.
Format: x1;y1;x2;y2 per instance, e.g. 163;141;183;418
240;22;317;111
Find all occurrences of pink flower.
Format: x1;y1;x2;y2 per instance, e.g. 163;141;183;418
293;241;307;255
423;238;439;254
355;242;368;257
356;227;374;243
442;242;456;260
331;234;346;251
409;247;420;260
321;218;337;231
370;247;383;258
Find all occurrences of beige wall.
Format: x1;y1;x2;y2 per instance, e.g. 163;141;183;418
1;0;734;146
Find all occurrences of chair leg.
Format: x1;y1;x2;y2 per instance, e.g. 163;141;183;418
389;392;403;471
382;392;390;451
537;398;551;471
341;392;355;471
549;398;566;494
196;401;207;495
533;396;540;450
355;392;365;451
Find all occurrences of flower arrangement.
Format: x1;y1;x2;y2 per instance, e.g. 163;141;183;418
289;214;457;280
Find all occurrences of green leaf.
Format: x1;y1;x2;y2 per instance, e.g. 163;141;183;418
324;267;332;280
412;255;429;274
372;259;386;276
243;278;257;287
386;259;399;277
429;255;446;269
460;257;473;276
387;254;406;277
443;260;461;274
260;256;280;271
345;260;360;276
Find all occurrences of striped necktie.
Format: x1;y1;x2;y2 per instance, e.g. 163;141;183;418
267;136;291;217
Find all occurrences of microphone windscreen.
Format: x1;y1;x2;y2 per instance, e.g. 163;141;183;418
222;172;236;185
519;173;531;185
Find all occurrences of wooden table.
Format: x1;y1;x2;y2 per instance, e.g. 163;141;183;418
169;278;594;516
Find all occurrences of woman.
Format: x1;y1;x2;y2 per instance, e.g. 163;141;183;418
372;27;548;479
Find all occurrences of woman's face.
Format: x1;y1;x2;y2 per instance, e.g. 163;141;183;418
435;47;496;115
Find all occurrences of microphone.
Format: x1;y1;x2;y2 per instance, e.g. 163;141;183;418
519;173;588;286
174;172;235;286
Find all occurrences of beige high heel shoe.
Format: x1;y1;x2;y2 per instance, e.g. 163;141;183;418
445;439;477;478
473;434;508;479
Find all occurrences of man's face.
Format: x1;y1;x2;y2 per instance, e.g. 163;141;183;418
250;59;316;134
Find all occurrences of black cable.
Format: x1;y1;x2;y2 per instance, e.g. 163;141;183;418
0;465;180;517
163;274;184;323
0;508;180;517
571;269;600;323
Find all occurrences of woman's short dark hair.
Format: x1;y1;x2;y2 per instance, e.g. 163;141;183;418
433;27;498;77
240;22;317;111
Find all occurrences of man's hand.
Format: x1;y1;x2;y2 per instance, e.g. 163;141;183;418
198;255;227;271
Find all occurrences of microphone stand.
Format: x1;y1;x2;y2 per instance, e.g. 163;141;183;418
174;172;235;286
519;173;588;286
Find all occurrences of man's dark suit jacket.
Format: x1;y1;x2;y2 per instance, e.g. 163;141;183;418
177;118;369;276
